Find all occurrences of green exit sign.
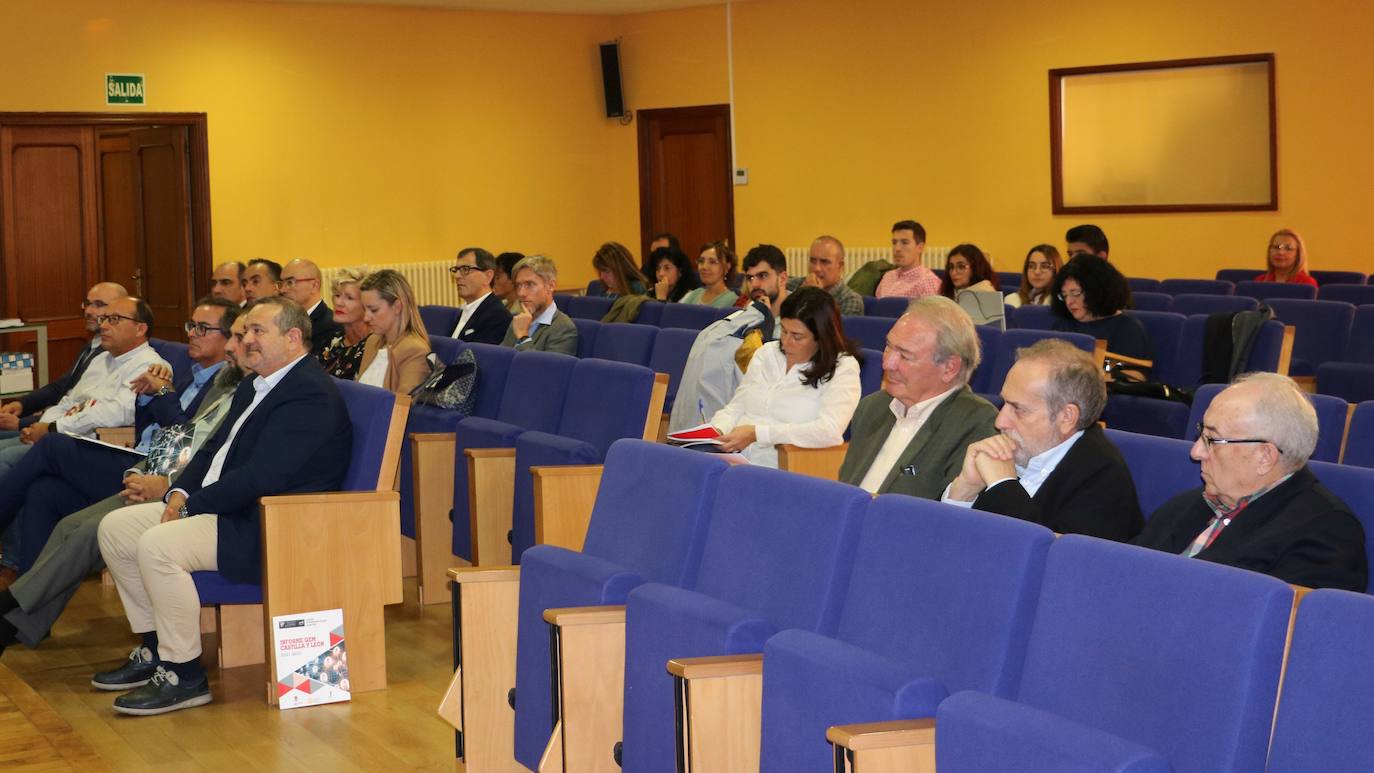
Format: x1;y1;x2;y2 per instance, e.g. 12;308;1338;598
106;73;145;105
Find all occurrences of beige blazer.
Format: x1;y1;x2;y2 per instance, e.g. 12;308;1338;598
358;332;432;395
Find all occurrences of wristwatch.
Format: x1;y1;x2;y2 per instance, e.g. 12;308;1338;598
178;504;189;519
154;384;175;398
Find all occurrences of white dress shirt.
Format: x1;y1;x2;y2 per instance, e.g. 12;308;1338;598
452;292;493;338
199;353;309;489
43;341;167;437
857;386;961;494
357;347;389;387
710;342;861;468
941;429;1085;507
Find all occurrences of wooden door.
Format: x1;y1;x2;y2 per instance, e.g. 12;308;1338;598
127;126;193;343
637;105;735;261
0;125;100;381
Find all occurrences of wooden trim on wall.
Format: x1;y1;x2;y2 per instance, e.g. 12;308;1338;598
1048;53;1278;215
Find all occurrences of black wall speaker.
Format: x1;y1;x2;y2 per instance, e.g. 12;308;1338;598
599;42;626;118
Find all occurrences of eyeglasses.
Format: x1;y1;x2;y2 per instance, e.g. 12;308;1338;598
184;321;225;336
1194;422;1282;454
1268;244;1297;252
96;314;140;326
1057;289;1085;301
80;299;110;311
281;277;317;288
449;265;486;276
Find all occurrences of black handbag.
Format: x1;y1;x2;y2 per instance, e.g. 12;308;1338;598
410;349;479;413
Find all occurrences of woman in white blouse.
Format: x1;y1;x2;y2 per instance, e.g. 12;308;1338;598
710;286;863;467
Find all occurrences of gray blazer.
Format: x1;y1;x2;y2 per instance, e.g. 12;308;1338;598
838;386;998;499
501;309;578;356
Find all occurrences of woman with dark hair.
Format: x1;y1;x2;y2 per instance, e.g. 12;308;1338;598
592;242;649;298
680;241;739;307
938;244;1000;298
649;246;700;303
1255;228;1317;287
1005;244;1061;308
493;251;525;314
709;286;862;467
1050;255;1154;377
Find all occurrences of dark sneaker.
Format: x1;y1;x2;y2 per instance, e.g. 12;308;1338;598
112;666;211;716
91;646;158;691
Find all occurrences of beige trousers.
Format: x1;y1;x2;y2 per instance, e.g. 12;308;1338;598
96;502;219;663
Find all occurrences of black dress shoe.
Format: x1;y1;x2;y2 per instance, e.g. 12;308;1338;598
91;646;158;691
113;666;211;716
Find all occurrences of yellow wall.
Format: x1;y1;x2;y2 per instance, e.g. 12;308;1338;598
4;0;1373;289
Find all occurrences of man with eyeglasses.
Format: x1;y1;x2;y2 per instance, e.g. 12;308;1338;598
208;262;246;307
449;247;512;344
1133;372;1366;591
240;258;282;304
1065;224;1110;260
0;282;128;435
278;259;340;356
942;339;1143;541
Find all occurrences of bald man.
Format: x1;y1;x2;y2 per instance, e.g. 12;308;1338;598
786;235;864;316
279;259;341;356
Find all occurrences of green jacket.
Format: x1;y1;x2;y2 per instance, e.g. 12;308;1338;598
846;259;895;297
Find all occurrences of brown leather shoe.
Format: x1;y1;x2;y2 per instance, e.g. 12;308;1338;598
0;567;19;591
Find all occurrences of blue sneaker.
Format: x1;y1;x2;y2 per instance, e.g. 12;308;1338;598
113;665;211;716
91;646;157;691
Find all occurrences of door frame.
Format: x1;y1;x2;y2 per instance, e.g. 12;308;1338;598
0;111;213;297
636;104;735;257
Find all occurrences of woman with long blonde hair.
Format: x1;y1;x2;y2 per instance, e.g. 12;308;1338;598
356;269;433;394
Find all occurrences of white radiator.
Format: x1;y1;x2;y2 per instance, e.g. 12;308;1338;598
321;260;462;307
785;246;950;283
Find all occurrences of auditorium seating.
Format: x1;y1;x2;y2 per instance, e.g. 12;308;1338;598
1235;279;1317;301
659;303;733;331
570;317;598;358
842;315;896;351
419;304;460;336
870;296;911;318
1160;278;1234;295
1127;277;1162;293
1214;268;1256;285
1317;283;1374;305
857;348;883;396
646;327;697;415
1184;383;1349;463
589;321;656;366
634;298;665;325
148;338;192;378
193;380;410;696
1315;305;1374;402
584;279;607;297
1129;290;1171;311
721;497;1053;773
542;465;868;772
1102;429;1198;517
1267;298;1356;377
996;271;1021;291
564;294;613;320
1307;459;1374;593
968;325;1002;394
1310;269;1368;286
845;536;1293;772
1006;303;1053;330
979;329;1096;401
1344;402;1374;468
1166;292;1257;316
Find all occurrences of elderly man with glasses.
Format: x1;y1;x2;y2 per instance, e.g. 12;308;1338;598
1133;372;1367;591
449;246;513;344
278;259;340;356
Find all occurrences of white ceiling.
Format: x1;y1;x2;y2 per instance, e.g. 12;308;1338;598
255;0;730;15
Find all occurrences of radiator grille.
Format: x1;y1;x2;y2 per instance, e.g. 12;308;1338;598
784;246;950;283
320;260;462;307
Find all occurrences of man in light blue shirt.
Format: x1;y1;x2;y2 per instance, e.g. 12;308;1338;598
500;255;578;355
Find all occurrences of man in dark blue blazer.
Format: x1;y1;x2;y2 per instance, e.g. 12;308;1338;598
450;246;513;344
92;296;352;716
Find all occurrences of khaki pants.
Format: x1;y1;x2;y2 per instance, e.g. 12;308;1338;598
97;502;219;664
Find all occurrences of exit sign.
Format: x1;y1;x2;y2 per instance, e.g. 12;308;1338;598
106;73;145;105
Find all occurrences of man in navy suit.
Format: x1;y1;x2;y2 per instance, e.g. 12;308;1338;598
93;296;352;715
279;258;341;356
449;246;513;344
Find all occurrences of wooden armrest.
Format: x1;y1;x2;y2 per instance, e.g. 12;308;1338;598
667;653;762;679
778;443;849;481
466;447;516;460
544;605;626;627
533;464;604;551
643;373;670;441
827;718;936;751
96;426;136;448
412;433;458;605
410;432;456;445
449;566;519;584
1104;350;1154;369
466;448;517;566
1276;324;1295;376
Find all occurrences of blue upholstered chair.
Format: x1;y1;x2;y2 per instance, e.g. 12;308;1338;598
1160;278;1235;296
1310;269;1367;286
648;327;697;415
148;338;192;379
930;536;1293;773
1267;589;1374;772
980;329;1095;399
968;325;1001;395
565;295;613;321
1234;280;1316;301
571;317;599;358
842;316;896;351
1123;311;1186;385
507;358;660;560
858;348;883;396
508;441;729;770
1315;305;1374;402
1167;293;1257;316
1343;401;1374;468
427;333;463;364
589;322;657;366
1184;383;1348;463
1129;291;1172;312
1006;304;1054;331
1317;283;1374;305
753;496;1053;773
450;351;578;563
1214;269;1255;285
584;279;607;297
871;296;912;318
1127;277;1163;293
634;299;665;326
551;293;574;312
193;380;410;694
615;467;869;773
996;271;1021;292
1103;429;1198;517
1308;459;1374;593
1267;298;1356;377
419;304;461;337
659;303;733;331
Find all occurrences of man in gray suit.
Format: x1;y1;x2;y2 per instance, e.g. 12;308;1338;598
501;255;578;355
0;315;249;655
838;295;998;498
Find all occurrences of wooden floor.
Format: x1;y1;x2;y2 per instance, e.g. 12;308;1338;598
3;577;462;772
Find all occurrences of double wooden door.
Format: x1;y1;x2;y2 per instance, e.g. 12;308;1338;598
0;117;206;380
